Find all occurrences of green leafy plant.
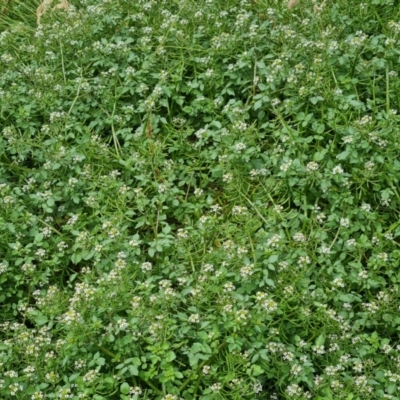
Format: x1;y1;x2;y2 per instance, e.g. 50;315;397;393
1;0;400;399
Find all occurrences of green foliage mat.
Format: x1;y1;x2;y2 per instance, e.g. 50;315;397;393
1;0;400;398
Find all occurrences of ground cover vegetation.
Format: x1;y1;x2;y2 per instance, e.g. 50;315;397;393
1;0;400;398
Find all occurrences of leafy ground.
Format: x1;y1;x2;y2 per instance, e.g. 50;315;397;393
1;0;400;398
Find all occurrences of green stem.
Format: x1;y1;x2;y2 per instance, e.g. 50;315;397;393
35;216;63;236
386;63;390;114
67;79;82;116
59;40;66;84
235;185;269;225
110;100;121;157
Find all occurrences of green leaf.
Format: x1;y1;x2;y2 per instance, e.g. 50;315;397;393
251;364;264;376
267;254;279;263
35;233;44;242
120;382;130;394
316;334;325;346
264;278;275;287
254;100;263;110
128;365;139;376
131;357;141;366
387;383;397;394
69;373;80;382
71;253;82;265
165;351;176;362
34;314;48;326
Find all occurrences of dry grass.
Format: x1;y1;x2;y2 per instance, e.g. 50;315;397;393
313;0;328;14
36;0;69;25
1;0;10;14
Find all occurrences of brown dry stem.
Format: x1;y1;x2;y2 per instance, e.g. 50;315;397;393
36;0;70;25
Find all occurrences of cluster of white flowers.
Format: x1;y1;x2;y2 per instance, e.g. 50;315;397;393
306;161;319;172
267;234;281;248
240;264;254;278
141;262;152;272
280;159;292;172
232;205;248;215
332;165;344;175
234;142;247;153
293;232;307;242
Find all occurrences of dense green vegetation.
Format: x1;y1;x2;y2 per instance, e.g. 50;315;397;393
1;0;400;398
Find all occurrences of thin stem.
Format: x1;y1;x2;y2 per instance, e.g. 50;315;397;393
329;227;341;251
235;185;268;225
67;79;81;116
59;40;66;84
386;63;390;114
35;216;63;236
111;99;121;157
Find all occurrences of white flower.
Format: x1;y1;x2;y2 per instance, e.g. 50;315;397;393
267;234;281;248
1;54;14;63
223;282;235;292
223;173;233;183
177;229;189;239
313;345;325;354
346;238;356;247
202;365;211;374
210;204;222;214
291;364;302;376
293;232;307;242
382;344;392;354
240;264;254;278
377;252;388;262
141;262;152;272
234;142;246;153
158;183;168;193
280;159;292;172
253;381;263;393
83;369;98;383
306;161;319;172
262;299;278;312
129;386;142;396
358;270;368;279
210;383;222;392
117;319;129;330
364;161;375;170
384;232;394;240
271;98;281;107
222;304;233;313
332;278;345;288
359;115;372;125
340;218;350;228
232;205;247;215
298;255;311;266
332;165;344;175
343;135;353;144
194;188;203;197
320;245;331;254
361;203;371;212
188;314;200;323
